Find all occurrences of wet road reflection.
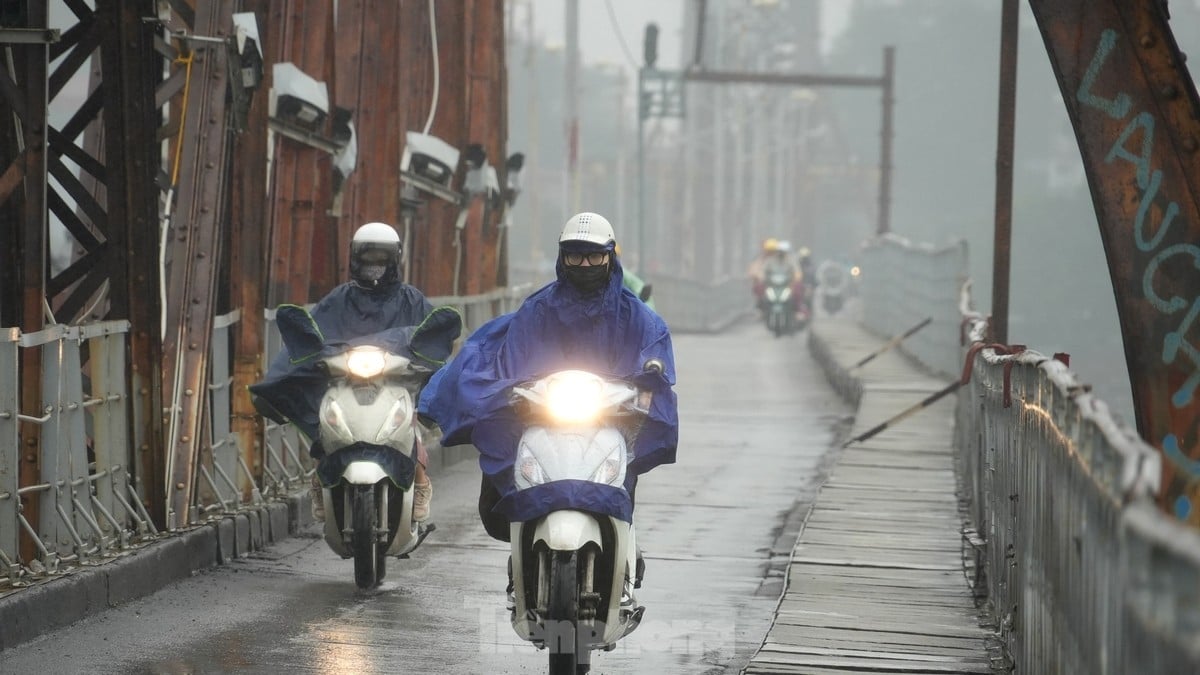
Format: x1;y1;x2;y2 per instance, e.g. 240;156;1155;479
0;325;845;674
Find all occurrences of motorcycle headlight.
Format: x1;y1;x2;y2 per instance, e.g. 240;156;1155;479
375;397;413;444
516;449;548;488
780;287;792;301
320;399;354;444
546;372;605;424
346;347;386;379
590;448;624;486
324;399;344;428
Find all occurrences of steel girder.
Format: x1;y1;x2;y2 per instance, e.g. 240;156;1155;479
1030;0;1200;522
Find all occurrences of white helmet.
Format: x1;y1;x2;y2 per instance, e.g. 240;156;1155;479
350;222;402;288
353;221;400;245
559;212;616;247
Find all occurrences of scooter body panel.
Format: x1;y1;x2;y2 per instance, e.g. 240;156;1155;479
317;376;419;559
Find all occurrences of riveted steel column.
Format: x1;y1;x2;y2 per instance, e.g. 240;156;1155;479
104;0;167;529
161;1;236;529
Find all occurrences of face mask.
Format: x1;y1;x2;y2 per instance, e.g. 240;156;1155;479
564;265;610;293
359;265;386;283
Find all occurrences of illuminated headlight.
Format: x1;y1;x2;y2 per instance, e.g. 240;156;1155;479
347;347;386;378
546;372;605;424
850;266;861;277
516;448;547;488
779;287;792;301
590;449;624;485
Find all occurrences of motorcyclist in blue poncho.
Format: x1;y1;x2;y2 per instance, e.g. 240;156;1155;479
262;222;436;523
418;211;679;593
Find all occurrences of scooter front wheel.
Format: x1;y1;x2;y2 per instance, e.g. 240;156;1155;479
351;484;381;589
546;551;589;674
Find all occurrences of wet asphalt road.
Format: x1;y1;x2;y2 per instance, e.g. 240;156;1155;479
0;322;848;675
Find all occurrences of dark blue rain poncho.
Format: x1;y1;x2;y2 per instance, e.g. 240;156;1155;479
250;300;459;440
250;303;462;487
418;255;678;524
295;281;433;348
252;280;436;441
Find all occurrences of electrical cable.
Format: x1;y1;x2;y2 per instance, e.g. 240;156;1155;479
602;0;639;69
422;0;439;134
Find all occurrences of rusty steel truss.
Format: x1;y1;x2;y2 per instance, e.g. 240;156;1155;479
0;0;510;553
1031;0;1200;523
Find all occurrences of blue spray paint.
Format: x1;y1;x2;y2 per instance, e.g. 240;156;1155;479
1077;28;1200;484
1077;29;1132;119
1134;169;1180;252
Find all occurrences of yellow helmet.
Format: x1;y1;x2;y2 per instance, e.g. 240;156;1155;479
762;238;779;252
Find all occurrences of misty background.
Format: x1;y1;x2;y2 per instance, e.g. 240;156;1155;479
502;0;1200;426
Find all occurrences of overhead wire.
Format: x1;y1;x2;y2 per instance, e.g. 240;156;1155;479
422;0;439;134
602;0;639;70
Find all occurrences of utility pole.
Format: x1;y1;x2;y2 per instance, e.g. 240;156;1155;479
878;46;895;236
637;23;684;274
991;0;1018;344
565;0;579;218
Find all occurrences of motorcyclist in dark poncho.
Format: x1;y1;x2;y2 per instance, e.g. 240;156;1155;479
417;211;679;592
258;222;436;523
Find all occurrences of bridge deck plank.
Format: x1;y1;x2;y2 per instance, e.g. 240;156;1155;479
744;317;995;673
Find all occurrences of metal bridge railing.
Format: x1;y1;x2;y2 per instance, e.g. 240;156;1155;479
0;284;537;588
860;233;967;379
861;234;1200;674
649;274;750;333
0;321;159;583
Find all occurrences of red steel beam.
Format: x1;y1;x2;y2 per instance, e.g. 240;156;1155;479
229;0;272;499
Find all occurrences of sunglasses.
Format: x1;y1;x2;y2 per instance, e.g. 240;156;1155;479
359;251;392;264
563;251;609;266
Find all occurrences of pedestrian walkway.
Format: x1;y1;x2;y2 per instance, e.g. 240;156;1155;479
743;315;997;674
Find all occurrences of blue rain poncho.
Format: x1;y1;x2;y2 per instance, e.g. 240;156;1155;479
418;255;678;524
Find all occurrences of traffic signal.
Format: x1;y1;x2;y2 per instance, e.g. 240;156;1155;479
643;23;659;69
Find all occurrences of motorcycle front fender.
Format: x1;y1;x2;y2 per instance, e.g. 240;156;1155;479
342;460;388;484
533;510;603;551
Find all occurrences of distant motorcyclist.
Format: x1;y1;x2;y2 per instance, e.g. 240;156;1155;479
796;246;816;315
749;237;780;313
762;240;804;317
615;242;656;310
262;222;436;523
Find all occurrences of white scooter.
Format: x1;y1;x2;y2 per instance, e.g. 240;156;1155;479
260;304;458;590
314;343;436;590
506;362;661;674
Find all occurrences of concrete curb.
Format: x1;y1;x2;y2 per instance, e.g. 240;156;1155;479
0;443;476;652
0;500;295;650
806;320;863;406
